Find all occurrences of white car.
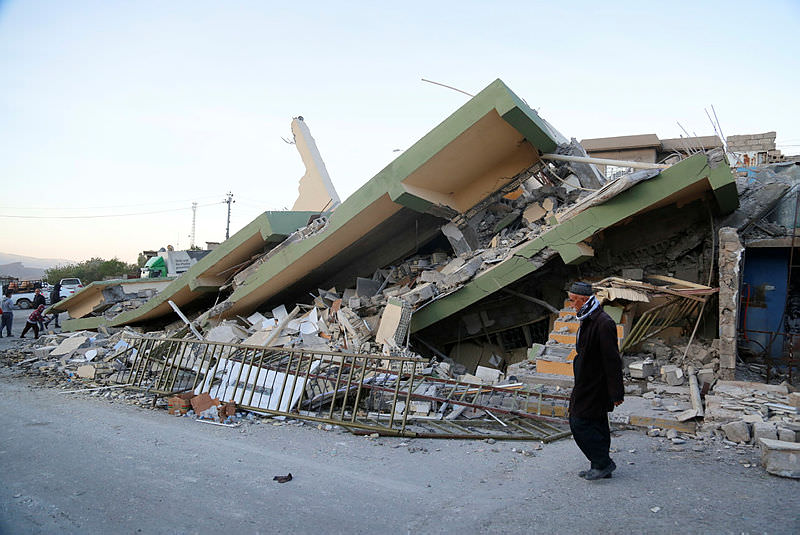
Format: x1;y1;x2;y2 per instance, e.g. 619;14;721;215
59;278;83;298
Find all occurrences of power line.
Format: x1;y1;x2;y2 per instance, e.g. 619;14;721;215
0;202;222;220
0;195;221;211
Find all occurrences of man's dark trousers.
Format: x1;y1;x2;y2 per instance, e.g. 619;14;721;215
570;414;612;469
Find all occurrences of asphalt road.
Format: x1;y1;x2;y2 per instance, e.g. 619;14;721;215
0;368;798;534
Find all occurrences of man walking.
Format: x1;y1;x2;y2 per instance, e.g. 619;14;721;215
567;281;624;481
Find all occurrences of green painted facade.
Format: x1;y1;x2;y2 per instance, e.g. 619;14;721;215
409;152;739;332
224;79;563;313
102;210;316;329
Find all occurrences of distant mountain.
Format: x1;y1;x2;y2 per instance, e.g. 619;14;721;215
0;262;45;280
0;252;75;270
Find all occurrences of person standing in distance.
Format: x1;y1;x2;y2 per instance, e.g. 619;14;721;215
567;281;624;480
1;291;14;337
46;282;62;329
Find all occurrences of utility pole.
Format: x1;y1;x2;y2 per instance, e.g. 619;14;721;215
224;192;235;240
190;201;197;248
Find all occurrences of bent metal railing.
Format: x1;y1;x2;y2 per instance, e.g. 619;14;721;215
118;336;570;441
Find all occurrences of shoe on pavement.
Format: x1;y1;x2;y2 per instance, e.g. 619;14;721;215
584;460;616;481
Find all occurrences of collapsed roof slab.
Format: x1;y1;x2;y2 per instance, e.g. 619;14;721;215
410;152;739;333
218;79;565;319
61;315;110;333
49;277;175;319
103;211;316;330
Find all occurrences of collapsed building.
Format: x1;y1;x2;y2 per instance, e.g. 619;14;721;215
37;79;799;475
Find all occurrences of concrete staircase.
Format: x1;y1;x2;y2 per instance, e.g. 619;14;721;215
534;300;625;377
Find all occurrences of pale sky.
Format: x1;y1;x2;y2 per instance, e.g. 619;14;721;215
1;0;798;264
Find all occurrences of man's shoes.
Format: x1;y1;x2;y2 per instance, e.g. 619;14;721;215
583;460;616;480
579;468;611;479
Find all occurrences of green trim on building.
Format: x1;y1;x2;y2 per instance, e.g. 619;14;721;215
61;316;109;333
110;210;316;327
47;276;177;315
409;153;738;332
222;79;562;316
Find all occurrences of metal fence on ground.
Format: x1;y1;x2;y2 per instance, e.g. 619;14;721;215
119;336;571;441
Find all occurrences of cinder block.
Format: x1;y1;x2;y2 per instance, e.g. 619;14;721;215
759;438;800;478
753;422;778;442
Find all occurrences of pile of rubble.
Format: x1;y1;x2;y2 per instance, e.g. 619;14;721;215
98;286;159;319
616;341;800;478
626;338;723;389
190;183;581;361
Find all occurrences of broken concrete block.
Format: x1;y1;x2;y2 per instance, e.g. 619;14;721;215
419;270;444;284
660;365;685;386
758;438;800;478
697;368;716;386
375;298;412;348
789;392;800;410
51;336;89;357
779;427;799;443
440;256;465;275
522;202;547;226
721;420;751;443
76;364;96;379
441;222;479;256
441;257;483;288
753;422;778;442
410;401;431;414
629;359;657;379
741;413;764;423
401;283;437;305
475;366;503;384
205;323;249;344
460;373;484;384
34;346;58;359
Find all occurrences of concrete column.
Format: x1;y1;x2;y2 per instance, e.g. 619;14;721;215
718;227;743;380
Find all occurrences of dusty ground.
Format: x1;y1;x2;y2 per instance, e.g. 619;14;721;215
0;354;798;535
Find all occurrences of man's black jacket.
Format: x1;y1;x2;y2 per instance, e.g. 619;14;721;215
569;305;624;420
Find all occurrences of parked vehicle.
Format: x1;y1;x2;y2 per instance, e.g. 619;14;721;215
0;278;83;309
59;278;83;298
2;279;49;309
140;250;210;278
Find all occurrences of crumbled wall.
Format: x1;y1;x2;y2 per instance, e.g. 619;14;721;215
727;132;776;153
718;227;743;379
